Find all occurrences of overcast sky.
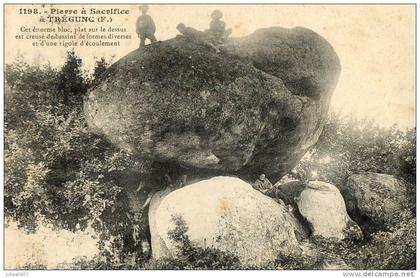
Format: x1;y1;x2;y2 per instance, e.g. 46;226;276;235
5;4;415;129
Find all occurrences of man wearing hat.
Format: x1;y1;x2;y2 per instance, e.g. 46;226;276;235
136;5;157;48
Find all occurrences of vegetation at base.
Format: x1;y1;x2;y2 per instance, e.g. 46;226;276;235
160;214;242;269
311;209;416;270
289;112;415;190
4;53;416;270
5;52;150;262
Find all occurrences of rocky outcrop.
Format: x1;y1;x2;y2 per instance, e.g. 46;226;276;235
297;181;362;240
275;180;306;206
84;26;341;182
149;176;307;266
344;173;409;227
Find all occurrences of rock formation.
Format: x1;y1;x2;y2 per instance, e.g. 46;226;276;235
344;172;409;228
83;25;344;268
297;181;362;240
84;26;341;182
275;180;306;206
149;176;307;266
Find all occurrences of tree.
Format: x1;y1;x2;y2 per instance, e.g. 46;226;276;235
57;50;89;107
92;56;114;82
5;55;153;264
290;112;415;189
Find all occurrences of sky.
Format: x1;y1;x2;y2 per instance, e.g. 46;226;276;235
5;4;416;128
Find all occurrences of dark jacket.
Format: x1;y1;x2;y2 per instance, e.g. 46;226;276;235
136;15;156;36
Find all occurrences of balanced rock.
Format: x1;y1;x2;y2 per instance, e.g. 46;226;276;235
84;27;341;181
344;173;409;227
297;181;362;240
149;176;306;266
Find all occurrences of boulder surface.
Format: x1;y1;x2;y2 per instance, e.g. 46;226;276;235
149;176;306;266
297;181;362;240
275;180;306;206
344;172;409;227
84;27;341;181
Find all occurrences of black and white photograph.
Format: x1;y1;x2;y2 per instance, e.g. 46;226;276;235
2;2;417;274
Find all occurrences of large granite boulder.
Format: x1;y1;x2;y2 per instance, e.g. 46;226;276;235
84;27;340;182
148;176;307;266
344;173;409;227
225;27;340;100
297;181;362;240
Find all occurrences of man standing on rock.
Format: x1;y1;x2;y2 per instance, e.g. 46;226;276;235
136;5;157;48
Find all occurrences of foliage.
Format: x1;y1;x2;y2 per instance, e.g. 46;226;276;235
273;252;317;270
288;113;415;205
280;114;416;240
58;214;242;270
352;211;416;270
5;54;150;262
311;209;416;270
5;99;126;232
56;50;89;107
58;251;151;270
288;115;416;270
5;55;59;96
160;214;242;270
92;56;114;82
15;262;48;270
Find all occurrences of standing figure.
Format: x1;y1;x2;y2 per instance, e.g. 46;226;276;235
136;5;157;48
208;9;232;44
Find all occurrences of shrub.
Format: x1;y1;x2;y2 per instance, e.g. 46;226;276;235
5;54;151;263
162;214;242;270
274;252;316;270
57;50;89;107
352;212;416;270
287;113;416;211
311;210;416;270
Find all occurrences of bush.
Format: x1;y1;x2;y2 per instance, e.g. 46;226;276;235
353;212;416;270
5;54;151;263
287;113;416;208
281;115;416;247
311;210;415;270
57;50;89;107
160;214;242;270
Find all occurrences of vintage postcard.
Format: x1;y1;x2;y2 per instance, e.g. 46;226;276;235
3;3;416;274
